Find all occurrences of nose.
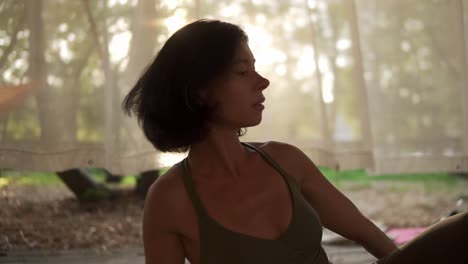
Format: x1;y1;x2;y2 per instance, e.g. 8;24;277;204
256;72;270;90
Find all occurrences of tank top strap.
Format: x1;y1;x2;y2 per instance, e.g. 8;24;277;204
241;142;299;187
181;158;208;217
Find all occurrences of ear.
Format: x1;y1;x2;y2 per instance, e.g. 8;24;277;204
199;75;224;106
199;81;218;103
199;88;209;100
192;86;213;109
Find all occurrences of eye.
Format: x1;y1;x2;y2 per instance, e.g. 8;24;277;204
238;71;248;76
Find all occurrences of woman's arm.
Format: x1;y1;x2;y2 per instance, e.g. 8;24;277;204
270;142;397;259
143;177;186;264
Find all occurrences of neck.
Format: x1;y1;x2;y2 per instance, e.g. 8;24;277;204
187;126;250;182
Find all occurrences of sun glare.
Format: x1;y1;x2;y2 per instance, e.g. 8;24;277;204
164;9;187;35
244;24;288;70
220;4;242;18
294;46;316;79
322;72;335;104
336;38;351;50
158;153;187;167
109;32;131;63
58;40;73;63
108;0;129;7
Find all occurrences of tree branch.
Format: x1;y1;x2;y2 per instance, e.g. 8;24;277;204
81;0;105;62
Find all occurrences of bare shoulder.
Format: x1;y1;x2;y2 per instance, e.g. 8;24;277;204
146;163;184;205
148;163;182;197
247;140;305;161
144;162;191;231
143;162;189;263
246;141;314;185
258;141;301;154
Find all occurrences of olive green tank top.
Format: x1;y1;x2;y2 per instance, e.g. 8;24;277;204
181;142;331;264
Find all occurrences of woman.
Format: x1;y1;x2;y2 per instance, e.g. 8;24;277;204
122;19;468;264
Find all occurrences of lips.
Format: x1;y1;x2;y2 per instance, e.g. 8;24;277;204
253;97;266;110
254;97;265;105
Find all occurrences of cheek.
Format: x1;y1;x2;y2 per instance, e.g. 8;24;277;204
214;82;243;103
210;77;253;113
213;91;248;120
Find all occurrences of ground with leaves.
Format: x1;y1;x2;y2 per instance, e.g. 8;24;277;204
1;179;466;252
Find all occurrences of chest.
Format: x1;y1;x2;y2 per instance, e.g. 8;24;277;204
180;167;295;263
180;182;324;264
207;177;292;234
178;148;327;263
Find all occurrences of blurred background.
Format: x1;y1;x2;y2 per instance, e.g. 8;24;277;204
0;0;467;263
2;0;468;175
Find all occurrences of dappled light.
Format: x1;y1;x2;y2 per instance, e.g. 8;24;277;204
1;1;468;261
0;0;467;175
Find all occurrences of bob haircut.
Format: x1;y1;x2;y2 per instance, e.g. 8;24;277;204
122;19;248;153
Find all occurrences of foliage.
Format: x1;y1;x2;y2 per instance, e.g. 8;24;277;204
0;0;466;174
0;169;137;187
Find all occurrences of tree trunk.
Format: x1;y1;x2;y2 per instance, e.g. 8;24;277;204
27;0;61;145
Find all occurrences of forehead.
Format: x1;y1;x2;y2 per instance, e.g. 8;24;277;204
233;42;255;62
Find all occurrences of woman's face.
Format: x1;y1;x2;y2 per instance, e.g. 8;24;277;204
208;42;270;130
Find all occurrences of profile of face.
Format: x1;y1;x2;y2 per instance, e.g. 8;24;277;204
207;42;270;131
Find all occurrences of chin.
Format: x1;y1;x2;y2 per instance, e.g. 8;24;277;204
244;117;262;127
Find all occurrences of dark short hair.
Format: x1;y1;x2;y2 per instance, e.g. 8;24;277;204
122;19;248;153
